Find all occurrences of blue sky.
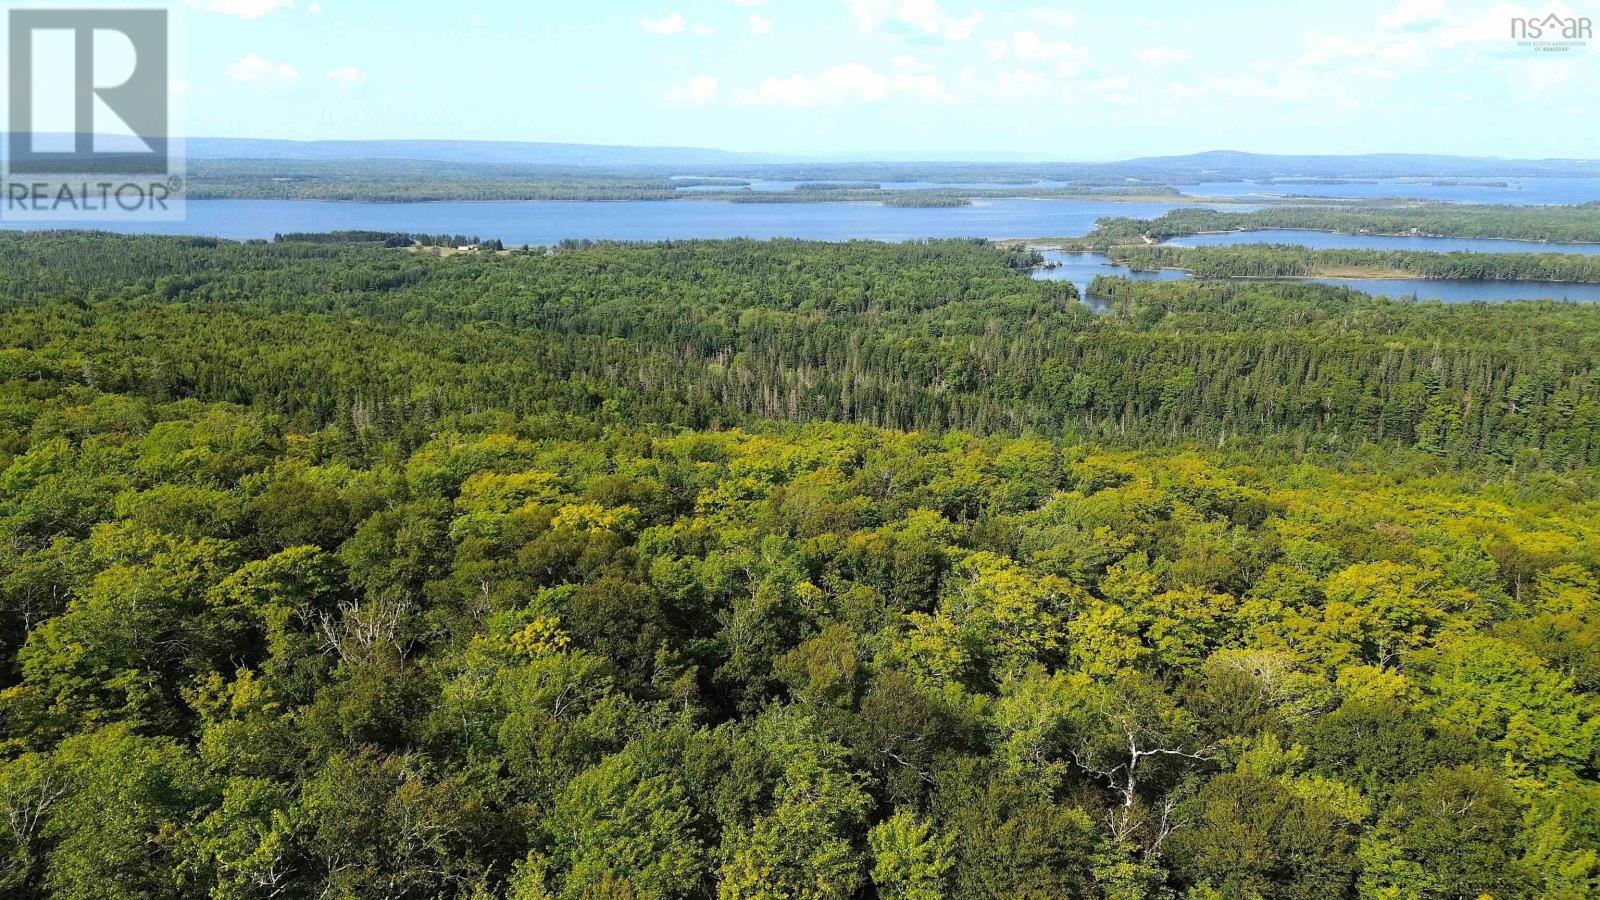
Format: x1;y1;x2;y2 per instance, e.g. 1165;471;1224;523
174;0;1598;159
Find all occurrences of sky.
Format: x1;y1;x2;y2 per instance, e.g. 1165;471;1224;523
158;0;1600;158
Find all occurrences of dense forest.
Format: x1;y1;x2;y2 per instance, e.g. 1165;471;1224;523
1064;204;1600;247
1;232;1597;899
1103;244;1600;282
3;233;1597;467
882;197;973;208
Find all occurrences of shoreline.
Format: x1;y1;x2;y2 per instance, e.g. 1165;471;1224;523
1163;226;1600;247
1011;229;1600;252
1027;248;1600;287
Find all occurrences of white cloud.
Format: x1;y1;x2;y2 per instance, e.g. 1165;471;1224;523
306;2;322;13
1028;8;1078;30
1376;39;1427;64
1296;34;1377;67
1282;20;1441;83
1514;58;1574;90
1166;75;1265;101
326;66;367;85
1158;63;1374;112
799;0;1595;121
896;0;981;40
845;0;981;40
640;12;687;34
735;0;766;5
735;61;954;107
640;11;712;36
846;0;892;32
187;0;293;18
758;0;1594;126
228;54;298;84
739;64;890;106
1134;45;1191;66
1010;30;1090;74
749;14;773;34
664;74;721;107
1379;0;1446;31
941;11;982;41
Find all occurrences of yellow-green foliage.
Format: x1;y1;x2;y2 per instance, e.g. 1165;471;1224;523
0;233;1597;899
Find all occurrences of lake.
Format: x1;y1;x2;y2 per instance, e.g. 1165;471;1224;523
1031;249;1600;305
0;197;1216;245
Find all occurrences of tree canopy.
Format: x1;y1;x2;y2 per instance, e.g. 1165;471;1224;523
0;232;1596;898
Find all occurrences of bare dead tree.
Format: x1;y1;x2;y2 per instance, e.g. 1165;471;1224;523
316;593;414;665
0;762;64;864
1068;691;1214;847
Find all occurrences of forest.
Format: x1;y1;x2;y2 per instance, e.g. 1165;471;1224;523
0;231;1597;899
4;232;1598;467
1103;244;1600;282
1064;203;1600;247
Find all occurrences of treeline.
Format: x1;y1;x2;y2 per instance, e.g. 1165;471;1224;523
1106;243;1600;282
1;232;1597;469
792;182;882;192
884;196;973;208
1072;203;1600;246
272;231;484;248
721;186;1175;205
188;160;695;203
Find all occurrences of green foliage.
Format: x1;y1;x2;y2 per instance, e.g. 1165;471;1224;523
1084;202;1600;245
868;811;954;900
1108;243;1600;283
0;233;1595;898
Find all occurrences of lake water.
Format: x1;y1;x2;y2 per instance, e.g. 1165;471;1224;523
1031;251;1192;296
1031;249;1600;305
0;197;1212;245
